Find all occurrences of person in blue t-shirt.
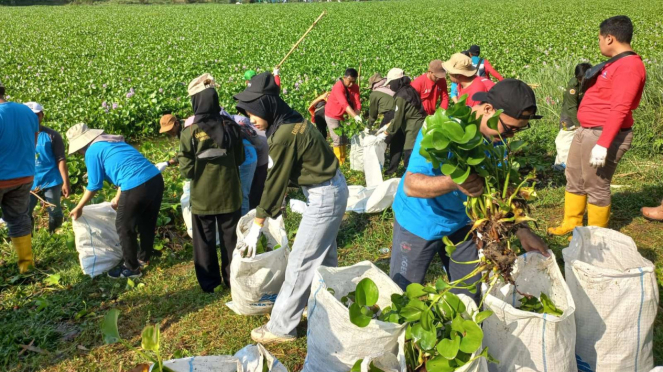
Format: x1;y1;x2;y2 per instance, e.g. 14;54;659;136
67;123;164;279
0;82;40;273
24;102;71;233
390;79;549;304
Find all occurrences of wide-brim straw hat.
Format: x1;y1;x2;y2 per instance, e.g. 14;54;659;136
66;123;104;154
442;53;477;77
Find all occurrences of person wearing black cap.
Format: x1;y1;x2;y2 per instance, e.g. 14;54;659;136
234;72;349;344
468;45;504;82
389;79;548;304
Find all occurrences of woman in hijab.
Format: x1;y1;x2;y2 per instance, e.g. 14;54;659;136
234;72;349;344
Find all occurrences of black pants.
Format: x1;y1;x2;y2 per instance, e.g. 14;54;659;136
314;110;328;138
403;149;413;169
192;209;241;293
385;129;405;175
249;163;268;210
115;174;164;271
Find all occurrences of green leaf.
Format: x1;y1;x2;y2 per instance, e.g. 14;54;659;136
443;293;466;317
44;274;61;287
480;346;500;364
406;283;427;299
351;359;363;372
475;310;494;324
486;110;503;131
141;324;160;352
349;303;373;328
425;355;456;372
420;308;434;331
101;309;121;344
440;160;458;176
410;323;437;351
435;278;450;292
459;319;483;354
437;335;461;360
508;140;527;153
450;165;471;184
355;278;379;307
456;124;478;144
467;148;486;166
441;120;465;143
540;293;564;317
457;135;483;150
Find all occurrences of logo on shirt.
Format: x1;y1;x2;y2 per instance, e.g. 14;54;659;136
569;89;576;95
601;71;608;79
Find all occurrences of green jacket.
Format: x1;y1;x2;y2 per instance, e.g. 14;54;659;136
178;124;245;215
559;77;583;131
368;90;395;128
387;96;426;150
257;121;338;219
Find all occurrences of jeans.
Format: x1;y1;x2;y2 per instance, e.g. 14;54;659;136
390;220;482;304
240;160;257;216
29;184;63;232
0;182;32;238
267;170;349;337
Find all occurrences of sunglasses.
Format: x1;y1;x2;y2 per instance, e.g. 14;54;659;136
499;117;531;135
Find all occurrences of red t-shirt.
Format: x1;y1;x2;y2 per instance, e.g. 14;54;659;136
577;54;646;148
457;76;494;107
411;74;449;115
324;80;361;120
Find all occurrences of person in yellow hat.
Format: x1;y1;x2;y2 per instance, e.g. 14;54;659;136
155;114;183;172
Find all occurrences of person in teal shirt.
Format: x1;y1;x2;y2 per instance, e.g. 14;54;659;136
25;103;70;233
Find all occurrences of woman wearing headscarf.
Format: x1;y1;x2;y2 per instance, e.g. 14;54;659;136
234;72;348;344
178;74;244;293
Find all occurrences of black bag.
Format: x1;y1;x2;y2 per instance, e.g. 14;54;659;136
580;51;637;93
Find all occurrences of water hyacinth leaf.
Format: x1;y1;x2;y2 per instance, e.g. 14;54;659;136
540;293;564;316
444;293;466;315
435;278;450;292
480;347;500;364
451;314;465;333
458;124;478;144
474;310;494;324
508;140;527;153
486;110;504;131
420;308;434;331
451;165;471;184
467;148;486;166
458;135;483;150
355;278;379;307
445;244;457;257
350;359;363;372
441;120;465;143
141;324;160;352
437;335;461;360
349;303;372;328
421;135;435;152
432;129;451;150
476;167;490;178
441;162;458;176
101;309;121;344
406;283;427;299
459;319;483;354
425;355;456;372
411;323;437;351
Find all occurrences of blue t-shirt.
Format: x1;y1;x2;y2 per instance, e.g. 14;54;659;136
241;139;257;166
85;141;160;192
392;129;470;241
450;82;459;99
33;127;65;190
0;102;39;181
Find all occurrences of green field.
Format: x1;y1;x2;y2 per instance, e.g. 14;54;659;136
1;0;662;371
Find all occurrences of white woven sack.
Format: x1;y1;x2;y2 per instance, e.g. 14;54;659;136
181;181;219;243
563;227;658;372
302;261;406;372
345;178;400;214
482;251;577;372
226;209;290;315
363;134;387;188
152;356;242;372
554;129;576;167
350;133;366;171
72;202;122;277
234;344;288;372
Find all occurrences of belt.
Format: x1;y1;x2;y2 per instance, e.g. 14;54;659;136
583;126;632;133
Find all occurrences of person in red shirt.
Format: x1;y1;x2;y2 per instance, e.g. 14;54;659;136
468;45;504;82
442;53;493;107
324;68;362;164
411;59;449;115
549;15;646;236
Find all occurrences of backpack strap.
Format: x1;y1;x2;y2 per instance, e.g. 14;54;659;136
580;51;637;92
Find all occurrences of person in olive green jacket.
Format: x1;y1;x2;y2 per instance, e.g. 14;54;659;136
179;74;244;293
367;72;395;129
234;72;349;344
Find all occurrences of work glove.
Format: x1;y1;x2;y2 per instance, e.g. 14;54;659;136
239;221;263;258
353;115;363;124
589;145;608;168
155;162;169;172
376;132;388;142
273;67;280;76
363;127;370;134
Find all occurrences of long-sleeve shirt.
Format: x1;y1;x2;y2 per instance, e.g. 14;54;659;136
368;90;395;128
473;57;504;81
457;76;495;107
324;79;361;120
387;96;426;151
577;54;646;148
257;121;338;219
559;77;583;131
411;74;449;115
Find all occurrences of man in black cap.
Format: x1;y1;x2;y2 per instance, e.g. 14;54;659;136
389;79;548;304
469;44;504;82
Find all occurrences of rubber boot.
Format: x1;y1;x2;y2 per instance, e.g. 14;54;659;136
333;146;344;165
339;145;347;165
547;192;587;236
11;235;34;273
587;204;611;228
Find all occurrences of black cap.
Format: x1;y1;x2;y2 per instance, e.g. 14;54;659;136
233;72;280;102
472;79;543;120
469;45;480;55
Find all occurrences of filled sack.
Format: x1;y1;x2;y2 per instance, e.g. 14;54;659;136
564;227;658;372
553;129;576;169
152;356;242;372
234;344;289;372
350;133;366;171
362;134;387;188
346;178;400;214
72;202;122;277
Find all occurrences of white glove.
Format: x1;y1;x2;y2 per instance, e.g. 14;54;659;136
589;145;608;168
240;221;263;258
363;128;370;134
354;115;363;124
273;67;280;76
268;156;274;169
377;132;388;141
156;162;169;172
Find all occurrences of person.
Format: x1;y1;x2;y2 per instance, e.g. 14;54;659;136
548;16;646;236
233;72;348;344
443;53;495;107
67;123;164;279
642;201;663;221
179;74;244;292
367;72;395;130
389;79;548;304
235;115;270;211
468;45;504;82
307;91;329;137
553;63;592;171
324;68;362;164
232;115;259;216
155;114;183;172
410;59;449;115
25;102;70;233
450;50;471;104
382;70;427;170
244;70;257;86
0;82;39;273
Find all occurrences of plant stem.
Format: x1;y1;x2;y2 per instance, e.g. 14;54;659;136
479;275;499;309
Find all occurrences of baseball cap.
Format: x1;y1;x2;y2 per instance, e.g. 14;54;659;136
159;114;179;133
472;79;543;120
428;59;446;79
469;45;481;55
442;54;477;77
234;72;280;103
244;70;257;81
383;68;404;87
25;102;44;114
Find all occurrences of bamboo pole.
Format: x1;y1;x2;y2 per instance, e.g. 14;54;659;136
277;11;327;68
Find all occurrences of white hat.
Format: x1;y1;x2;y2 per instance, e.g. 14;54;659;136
383;68;404;87
25;102;44;113
187;73;216;96
66;123;104;155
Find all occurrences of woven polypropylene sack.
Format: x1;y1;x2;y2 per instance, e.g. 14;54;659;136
152;356;242;372
72;202;122;277
234;344;288;372
350;133;366;171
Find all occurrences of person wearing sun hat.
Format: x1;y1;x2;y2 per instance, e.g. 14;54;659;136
0;81;40;273
367;72;395;130
67;123;164;279
411;59;450;115
154;114;184;172
389;79;548;304
233;72;348;344
442;53;495;107
24;102;70;233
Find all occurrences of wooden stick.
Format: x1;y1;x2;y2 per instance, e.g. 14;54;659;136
277;11;326;68
31;191;55;208
357;62;362;90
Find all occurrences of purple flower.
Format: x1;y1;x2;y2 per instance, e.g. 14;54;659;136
103;84;107;88
102;101;108;108
126;92;134;98
112;103;118;110
283;88;288;94
159;88;164;93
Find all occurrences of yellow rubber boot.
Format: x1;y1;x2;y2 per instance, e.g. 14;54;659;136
11;235;34;273
588;204;611;228
333;146;345;165
339;145;347;165
547;192;587;236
